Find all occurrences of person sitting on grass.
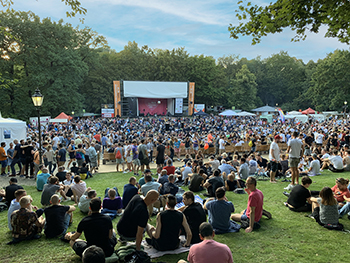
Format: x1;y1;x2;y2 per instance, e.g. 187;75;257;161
178;222;233;263
70;162;79;175
203;169;224;197
62;172;74;198
163;159;176;175
64;197;117;258
285;176;313;212
36;167;51;191
55;166;67;182
7;189;26;231
101;188;123;218
44;194;76;240
79;162;93;179
309;187;339;226
158;169;169;185
78;187;97;213
177;191;207;244
231;176;269;232
321;150;344;173
204;187;240;234
122;176;139;209
71;175;87;204
331;177;350;207
4;177;23;206
41;176;68;206
146;194;192;251
225;172;245;191
188;169;205;193
237;157;249;180
10;195;45;244
300;153;321;177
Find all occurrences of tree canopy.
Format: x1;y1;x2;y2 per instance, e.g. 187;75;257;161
229;0;350;44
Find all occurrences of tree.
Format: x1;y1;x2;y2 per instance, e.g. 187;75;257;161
229;0;350;44
0;0;86;18
305;50;350;111
228;64;257;110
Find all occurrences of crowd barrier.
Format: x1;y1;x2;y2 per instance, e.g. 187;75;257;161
102;143;288;164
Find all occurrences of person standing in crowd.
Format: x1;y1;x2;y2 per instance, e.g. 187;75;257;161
285;132;304;190
269;135;281;183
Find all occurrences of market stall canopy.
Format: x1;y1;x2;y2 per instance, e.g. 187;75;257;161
219;110;239;116
287;111;302;115
0;113;26;147
301;108;316;114
251;105;277;112
236;111;256;116
51;112;72;123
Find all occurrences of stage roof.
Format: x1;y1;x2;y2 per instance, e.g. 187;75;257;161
123;81;188;98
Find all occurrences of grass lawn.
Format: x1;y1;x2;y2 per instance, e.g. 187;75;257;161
1;170;350;263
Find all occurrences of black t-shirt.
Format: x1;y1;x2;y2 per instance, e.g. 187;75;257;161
189;174;204;192
77;213;114;257
44;205;70;238
55;171;66;182
5;184;23;204
156;144;165;159
257;158;268;168
14;144;22;159
208;176;224;194
226;180;239;191
287;185;311;209
24;146;34;158
153;210;184;251
183;203;206;244
117;195;148;238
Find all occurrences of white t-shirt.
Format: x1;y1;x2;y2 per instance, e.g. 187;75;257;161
329;155;344;170
52;136;60;147
288;138;303;158
182;166;192;180
309;159;320;175
219;139;225;149
315;133;324;144
269;142;280;162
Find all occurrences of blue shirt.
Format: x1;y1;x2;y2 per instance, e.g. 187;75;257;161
206;199;235;232
122;184;138;209
36;172;51;191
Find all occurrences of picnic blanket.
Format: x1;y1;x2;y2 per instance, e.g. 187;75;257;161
175;195;203;209
141;235;190;259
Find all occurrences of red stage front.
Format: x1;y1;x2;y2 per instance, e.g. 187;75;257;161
138;98;167;116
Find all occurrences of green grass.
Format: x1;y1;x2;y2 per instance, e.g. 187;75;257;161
1;170;350;263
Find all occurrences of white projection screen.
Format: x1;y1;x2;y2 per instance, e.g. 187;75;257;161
123;81;188;98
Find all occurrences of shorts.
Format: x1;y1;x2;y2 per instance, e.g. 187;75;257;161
1;160;8;167
185;147;191;150
126;156;132;163
132;158;141;166
240;210;261;230
193;146;199;151
140;158;149;166
174;148;180;153
72;240;88;257
156;158;165;165
116;158;124;164
289;158;300;168
270;161;279;172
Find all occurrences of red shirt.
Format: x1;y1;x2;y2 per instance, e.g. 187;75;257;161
331;185;350;202
246;189;264;222
163;166;176;175
93;134;101;142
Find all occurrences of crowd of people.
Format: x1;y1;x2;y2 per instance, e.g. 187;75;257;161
1;114;350;262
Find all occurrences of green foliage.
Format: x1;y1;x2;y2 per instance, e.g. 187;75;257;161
306;50;350;111
229;0;350;44
228;64;257;110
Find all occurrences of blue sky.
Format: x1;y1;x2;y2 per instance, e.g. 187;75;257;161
4;0;349;62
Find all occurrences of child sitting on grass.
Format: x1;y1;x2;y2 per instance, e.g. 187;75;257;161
78;162;93;180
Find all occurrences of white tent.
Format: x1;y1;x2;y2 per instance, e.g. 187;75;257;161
0;114;27;147
287;111;302;115
219;110;239;116
236;111;256;116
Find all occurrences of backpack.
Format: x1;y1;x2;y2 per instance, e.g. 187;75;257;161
75;152;82;160
124;250;151;263
248;140;253;147
115;149;122;159
138;147;144;160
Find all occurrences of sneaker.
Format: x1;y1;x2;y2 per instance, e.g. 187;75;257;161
262;209;272;219
282;191;290;197
307;214;315;219
284;202;289;207
284;184;294;191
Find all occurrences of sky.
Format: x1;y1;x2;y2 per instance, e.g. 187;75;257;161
3;0;349;63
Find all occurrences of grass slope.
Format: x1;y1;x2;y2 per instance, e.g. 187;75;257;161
1;170;350;263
